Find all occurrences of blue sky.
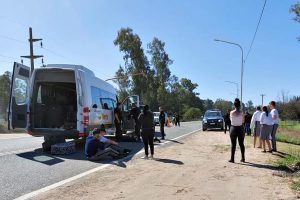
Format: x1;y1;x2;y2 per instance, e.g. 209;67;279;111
0;0;299;106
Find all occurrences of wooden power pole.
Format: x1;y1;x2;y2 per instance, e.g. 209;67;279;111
21;27;43;73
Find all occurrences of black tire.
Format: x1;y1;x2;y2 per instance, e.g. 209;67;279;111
202;128;207;131
42;136;65;151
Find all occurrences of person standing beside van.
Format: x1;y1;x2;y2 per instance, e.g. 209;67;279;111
114;102;122;141
251;106;262;148
229;98;245;163
269;101;279;152
130;103;141;142
159;106;166;140
259;106;273;153
138;105;155;159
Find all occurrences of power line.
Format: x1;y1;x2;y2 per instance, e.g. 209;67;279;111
244;0;268;62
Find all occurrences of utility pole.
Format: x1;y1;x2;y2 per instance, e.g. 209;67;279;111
21;27;43;73
260;94;266;106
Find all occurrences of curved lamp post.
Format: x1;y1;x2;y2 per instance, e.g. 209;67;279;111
215;39;244;110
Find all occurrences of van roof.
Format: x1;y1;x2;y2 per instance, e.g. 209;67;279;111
44;64;116;93
45;64;95;76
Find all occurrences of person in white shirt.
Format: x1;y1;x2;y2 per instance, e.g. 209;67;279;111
250;106;262;148
259;106;273;153
228;98;245;163
269;101;279;152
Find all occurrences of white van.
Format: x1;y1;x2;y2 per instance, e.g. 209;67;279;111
8;62;139;149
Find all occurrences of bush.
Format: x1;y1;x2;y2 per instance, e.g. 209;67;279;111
182;107;202;121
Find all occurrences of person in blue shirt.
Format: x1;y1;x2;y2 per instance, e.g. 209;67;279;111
85;125;131;161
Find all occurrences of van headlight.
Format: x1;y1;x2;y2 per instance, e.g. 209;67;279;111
203;119;207;123
218;119;223;122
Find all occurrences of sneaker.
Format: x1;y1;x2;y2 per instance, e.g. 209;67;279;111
228;159;234;163
240;158;245;162
149;155;154;160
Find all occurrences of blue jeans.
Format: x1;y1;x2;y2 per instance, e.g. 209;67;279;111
245;123;251;135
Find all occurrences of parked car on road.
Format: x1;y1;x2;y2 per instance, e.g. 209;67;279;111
202;109;224;131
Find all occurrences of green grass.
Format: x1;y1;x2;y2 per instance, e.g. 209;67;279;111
279;121;300;130
277;132;300;145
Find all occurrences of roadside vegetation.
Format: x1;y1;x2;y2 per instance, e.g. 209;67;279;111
273;141;300;191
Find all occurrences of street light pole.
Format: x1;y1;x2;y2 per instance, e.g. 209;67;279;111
215;39;244;110
225;81;239;99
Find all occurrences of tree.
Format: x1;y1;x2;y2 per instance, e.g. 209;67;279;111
202;99;214;110
147;37;172;107
114;28;150;99
290;3;300;41
0;71;11;120
113;65;130;102
214;99;233;115
245;100;255;113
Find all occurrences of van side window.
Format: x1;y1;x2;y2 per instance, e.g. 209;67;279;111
90;86;116;108
100;98;115;110
14;78;28;105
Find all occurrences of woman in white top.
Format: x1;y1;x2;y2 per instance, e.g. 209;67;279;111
250;106;262;148
259;106;273;153
229;98;245;163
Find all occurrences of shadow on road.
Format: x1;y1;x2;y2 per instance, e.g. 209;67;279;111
16;140;144;166
164;139;184;144
154;158;184;165
17;149;65;166
238;161;291;172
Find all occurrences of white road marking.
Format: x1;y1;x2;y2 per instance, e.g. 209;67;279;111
14;128;201;200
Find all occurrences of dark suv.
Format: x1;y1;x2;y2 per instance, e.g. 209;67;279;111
202;110;224;131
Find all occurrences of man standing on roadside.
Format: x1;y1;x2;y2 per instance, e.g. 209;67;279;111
159;106;166;140
130;103;141;142
224;109;231;134
114;102;122;141
269;101;279;152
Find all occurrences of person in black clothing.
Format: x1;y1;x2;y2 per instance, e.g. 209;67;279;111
138;105;155;159
159;106;166;140
244;111;252;136
224;109;231;134
114;102;122;141
229;98;245;163
130;103;141;141
174;112;180;127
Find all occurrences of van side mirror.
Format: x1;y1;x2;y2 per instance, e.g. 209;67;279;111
92;104;98;109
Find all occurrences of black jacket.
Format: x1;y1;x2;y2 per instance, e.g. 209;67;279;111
138;111;154;131
159;111;166;123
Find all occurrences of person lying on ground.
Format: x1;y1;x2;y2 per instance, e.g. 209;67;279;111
85;125;131;161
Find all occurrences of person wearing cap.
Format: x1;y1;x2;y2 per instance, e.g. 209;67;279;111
85;125;130;161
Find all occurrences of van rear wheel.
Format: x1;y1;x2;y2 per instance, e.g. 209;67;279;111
42;136;66;151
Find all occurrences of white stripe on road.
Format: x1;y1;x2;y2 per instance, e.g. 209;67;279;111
14;128;201;200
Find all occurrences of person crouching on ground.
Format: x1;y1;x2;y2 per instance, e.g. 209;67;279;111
85;125;131;161
259;106;273;153
138;105;155;159
251;106;262;148
229;98;245;163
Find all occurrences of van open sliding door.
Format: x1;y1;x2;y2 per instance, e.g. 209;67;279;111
8;62;30;130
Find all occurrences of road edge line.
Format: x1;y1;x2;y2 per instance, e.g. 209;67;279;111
14;128;201;200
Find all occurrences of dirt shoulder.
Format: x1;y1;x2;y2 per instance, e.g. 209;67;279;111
34;131;297;200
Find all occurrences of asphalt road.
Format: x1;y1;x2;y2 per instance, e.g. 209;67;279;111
0;121;201;200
